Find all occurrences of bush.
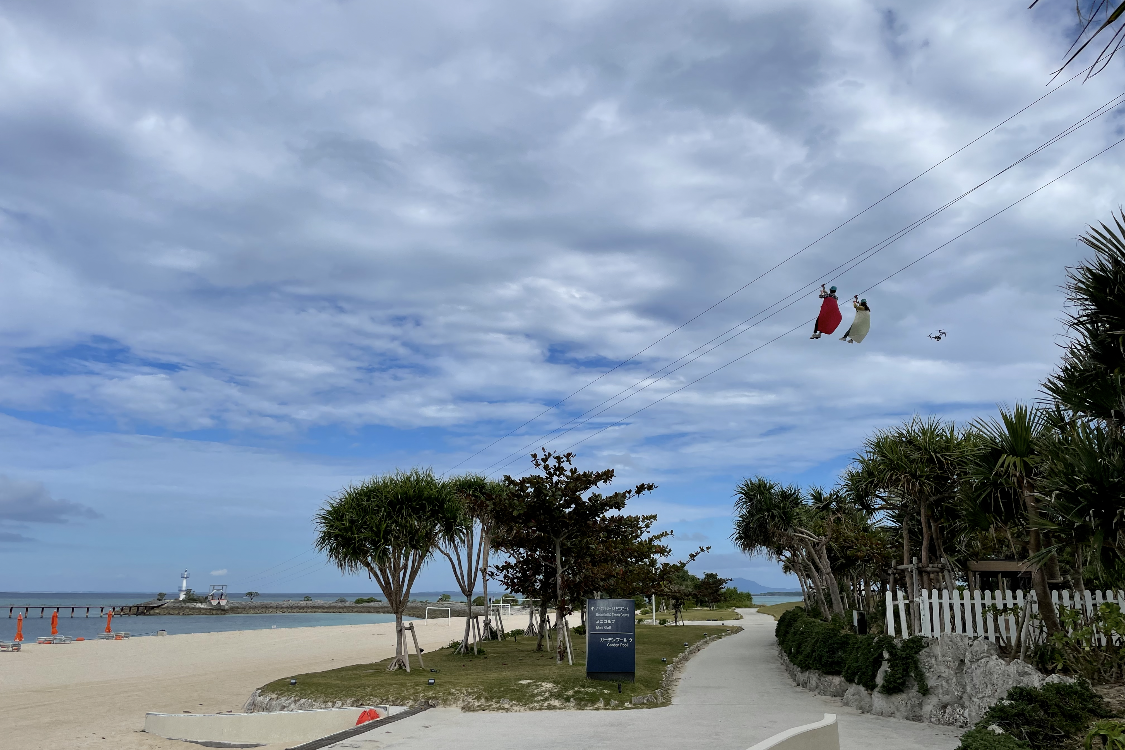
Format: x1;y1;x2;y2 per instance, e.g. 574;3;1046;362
966;681;1114;750
659;618;669;626
721;587;755;608
335;597;348;603
353;596;381;604
572;624;586;636
505;628;525;640
438;593;451;602
156;592;166;601
958;727;1030;750
472;596;486;606
303;596;312;601
775;607;927;695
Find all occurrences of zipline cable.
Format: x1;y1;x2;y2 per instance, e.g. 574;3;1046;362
442;65;1099;476
477;92;1125;475
533;135;1125;460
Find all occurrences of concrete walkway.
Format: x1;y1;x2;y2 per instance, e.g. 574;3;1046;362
330;609;963;750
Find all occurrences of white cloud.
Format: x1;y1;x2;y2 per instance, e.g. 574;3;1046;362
210;569;228;577
0;0;1119;587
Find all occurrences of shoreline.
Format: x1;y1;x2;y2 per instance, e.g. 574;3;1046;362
142;600;488;618
0;617;470;750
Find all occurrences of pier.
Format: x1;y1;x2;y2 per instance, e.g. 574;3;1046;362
7;603;163;618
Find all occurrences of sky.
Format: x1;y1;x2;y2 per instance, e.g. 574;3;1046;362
0;0;1122;594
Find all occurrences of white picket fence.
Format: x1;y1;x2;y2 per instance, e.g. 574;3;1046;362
885;588;1125;644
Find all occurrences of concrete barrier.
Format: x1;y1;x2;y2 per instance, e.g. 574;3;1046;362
746;714;838;750
144;706;382;745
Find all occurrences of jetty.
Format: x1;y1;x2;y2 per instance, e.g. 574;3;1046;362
7;603;165;618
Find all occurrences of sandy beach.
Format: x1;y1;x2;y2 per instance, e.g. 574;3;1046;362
0;617;466;750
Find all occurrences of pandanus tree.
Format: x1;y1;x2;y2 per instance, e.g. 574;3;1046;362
437;473;507;652
847;416;968;597
965;404;1063;634
1039;212;1125;587
314;468;460;671
731;477;844;616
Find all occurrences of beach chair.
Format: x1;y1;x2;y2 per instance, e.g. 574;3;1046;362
98;633;115;640
37;636;54;644
0;641;22;652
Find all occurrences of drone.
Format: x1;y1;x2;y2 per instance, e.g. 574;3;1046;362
928;330;948;342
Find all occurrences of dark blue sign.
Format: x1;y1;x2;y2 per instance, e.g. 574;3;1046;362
586;598;635;682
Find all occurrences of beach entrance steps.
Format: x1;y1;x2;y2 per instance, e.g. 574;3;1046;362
745;714;838;750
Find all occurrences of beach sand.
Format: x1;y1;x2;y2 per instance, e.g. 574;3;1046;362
0;617;467;750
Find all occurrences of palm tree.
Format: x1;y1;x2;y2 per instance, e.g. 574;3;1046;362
967;404;1062;634
1030;1;1125;78
314;468;460;671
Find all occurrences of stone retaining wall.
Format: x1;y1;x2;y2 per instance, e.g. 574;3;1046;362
778;635;1070;727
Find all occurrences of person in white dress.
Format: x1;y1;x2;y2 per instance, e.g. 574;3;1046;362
840;296;870;343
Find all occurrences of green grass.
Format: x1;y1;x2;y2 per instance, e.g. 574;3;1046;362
756;601;804;620
259;624;740;711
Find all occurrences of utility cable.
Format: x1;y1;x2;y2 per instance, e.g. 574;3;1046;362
477;92;1125;475
442;65;1098;476
536;135;1125;459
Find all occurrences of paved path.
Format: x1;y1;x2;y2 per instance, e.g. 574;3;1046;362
330;609;963;750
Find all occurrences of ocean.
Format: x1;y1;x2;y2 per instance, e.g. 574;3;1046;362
0;592;422;642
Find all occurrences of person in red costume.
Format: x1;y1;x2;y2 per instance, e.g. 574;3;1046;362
810;284;842;339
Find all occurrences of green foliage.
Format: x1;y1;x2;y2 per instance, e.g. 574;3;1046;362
1033;602;1125;683
695;572;732;608
437;593;451;602
968;681;1113;750
721;587;754;607
572;624;586;636
659;618;668;626
353;597;380;604
958;727;1030;750
156;592;166;601
775;607;928;695
181;588;205;603
1087;720;1125;750
303;595;313;601
472;595;486;606
244;591;259;601
504;628;525;640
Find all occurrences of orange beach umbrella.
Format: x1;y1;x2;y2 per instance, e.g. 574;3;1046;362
14;613;23;642
104;611;113;634
51;609;58;636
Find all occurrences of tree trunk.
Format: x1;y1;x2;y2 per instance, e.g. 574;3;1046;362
391;611;406;671
555;538;566;664
920;500;932;592
1021;482;1062;635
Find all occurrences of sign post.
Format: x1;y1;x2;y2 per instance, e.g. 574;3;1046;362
586;598;636;683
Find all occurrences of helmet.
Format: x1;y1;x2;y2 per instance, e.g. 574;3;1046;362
860;299;866;305
829;286;836;292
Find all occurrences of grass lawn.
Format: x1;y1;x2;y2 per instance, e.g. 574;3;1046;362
756;601;803;620
258;624;740;711
639;607;743;622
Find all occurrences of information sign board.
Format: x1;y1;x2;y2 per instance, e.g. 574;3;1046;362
586;598;635;682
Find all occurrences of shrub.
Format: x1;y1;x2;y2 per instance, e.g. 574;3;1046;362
303;596;312;601
572;624;586;636
958;727;1030;750
775;606;927;695
156;592;166;601
335;597;348;603
437;593;451;602
1033;603;1125;684
1087;720;1125;750
353;596;381;604
473;596;486;606
659;618;669;626
970;681;1114;750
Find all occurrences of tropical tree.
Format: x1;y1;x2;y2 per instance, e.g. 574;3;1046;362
695;572;732;609
500;450;655;662
314;468;460;671
731;477;844;616
1039;211;1125;588
1031;1;1125;77
965;404;1062;633
244;591;259;602
437;473;507;652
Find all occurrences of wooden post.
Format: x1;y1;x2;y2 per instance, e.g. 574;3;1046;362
406;623;425;669
398;624;411;672
562;617;573;665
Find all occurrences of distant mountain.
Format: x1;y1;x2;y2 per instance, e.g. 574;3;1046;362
726;577;801;594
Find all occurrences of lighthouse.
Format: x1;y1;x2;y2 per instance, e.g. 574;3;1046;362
178;570;190;600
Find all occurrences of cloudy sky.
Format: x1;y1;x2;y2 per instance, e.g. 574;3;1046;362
1;1;1122;594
